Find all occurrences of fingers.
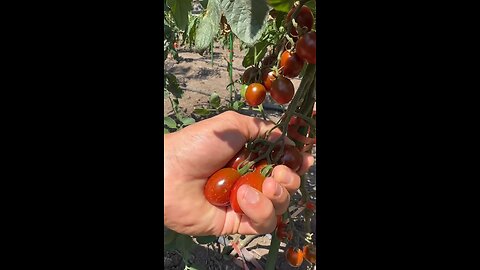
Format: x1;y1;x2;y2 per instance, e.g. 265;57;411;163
236;185;277;234
219;111;276;141
297;152;315;175
262;177;290;215
270;165;301;194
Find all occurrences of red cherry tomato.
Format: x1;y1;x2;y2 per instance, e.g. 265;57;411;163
303;244;316;264
287;6;314;36
230;171;266;214
270;76;294;104
204;168;241;207
261;68;277;92
286;247;304;267
226;147;258;170
280;51;304;78
296;31;316;64
242;66;260;84
245;83;267;106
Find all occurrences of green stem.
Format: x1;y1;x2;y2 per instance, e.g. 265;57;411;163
228;32;234;106
265;231;281;270
211;42;214;67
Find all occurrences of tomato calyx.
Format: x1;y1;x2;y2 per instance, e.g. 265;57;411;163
237;160;255;176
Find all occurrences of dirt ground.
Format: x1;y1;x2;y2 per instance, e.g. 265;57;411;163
164;41;317;270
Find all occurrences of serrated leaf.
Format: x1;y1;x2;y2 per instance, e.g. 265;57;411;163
220;0;271;45
195;235;217;244
209;92;221;108
181;117;196;126
242;40;270;67
195;0;221;50
164;128;170;134
164;117;177;129
193;108;211;116
167;0;191;31
164;73;183;98
267;0;294;13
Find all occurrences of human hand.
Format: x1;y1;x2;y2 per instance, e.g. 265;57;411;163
164;111;314;236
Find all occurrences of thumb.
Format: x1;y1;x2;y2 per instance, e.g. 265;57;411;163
236;185;277;234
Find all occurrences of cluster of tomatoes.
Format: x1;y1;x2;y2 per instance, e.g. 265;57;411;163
241;5;316;108
277;216;316;267
203;142;305;214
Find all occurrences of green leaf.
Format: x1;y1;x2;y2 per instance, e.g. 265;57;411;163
193;108;211;116
164;73;183;98
266;0;294;13
220;0;271;45
233;100;245;111
181;117;196;126
195;0;221;50
176;234;196;258
242;39;270;67
195;235;217;244
166;0;191;31
164;128;170;134
164;117;177;129
209;92;221;108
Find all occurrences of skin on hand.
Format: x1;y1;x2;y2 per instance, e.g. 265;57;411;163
164;111;314;236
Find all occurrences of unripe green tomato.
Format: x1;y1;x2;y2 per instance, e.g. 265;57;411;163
241;84;248;98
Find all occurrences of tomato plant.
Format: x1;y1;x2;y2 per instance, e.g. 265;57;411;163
164;0;317;269
286;247;304;267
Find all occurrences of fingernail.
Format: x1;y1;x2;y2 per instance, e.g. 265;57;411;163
243;186;260;204
274;182;283;197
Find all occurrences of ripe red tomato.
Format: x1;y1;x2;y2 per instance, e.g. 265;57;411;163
226;147;258;170
287;6;314;36
270;76;294;105
242;66;260;84
204;168;241;207
296;31;316;64
286;247;304;267
280;51;304;78
303;244;316;264
261;68;277;92
245;83;267;106
230;171;266;214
